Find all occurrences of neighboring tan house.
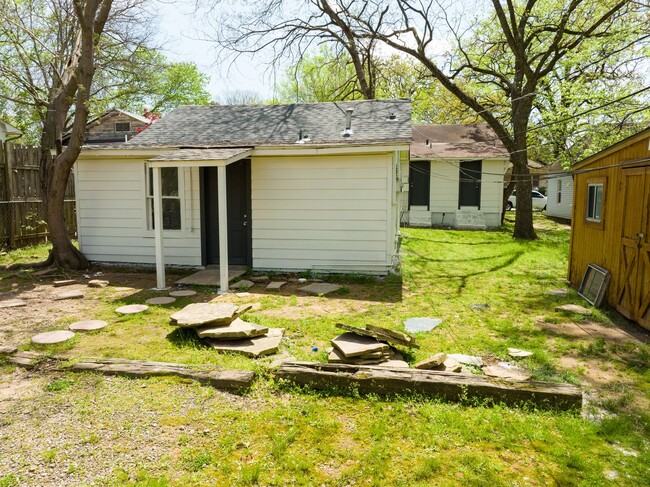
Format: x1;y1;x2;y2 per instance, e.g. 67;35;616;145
0;120;22;143
63;108;148;145
404;124;509;229
74;99;411;289
568;126;650;330
545;164;573;221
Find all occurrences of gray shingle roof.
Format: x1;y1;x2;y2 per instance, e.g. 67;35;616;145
126;99;411;148
411;124;509;159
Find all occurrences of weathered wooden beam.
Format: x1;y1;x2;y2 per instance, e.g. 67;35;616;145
276;362;582;410
1;350;254;390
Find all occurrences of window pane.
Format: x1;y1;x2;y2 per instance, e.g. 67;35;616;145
587;185;595;218
161;168;179;197
594;185;603;220
162;199;181;230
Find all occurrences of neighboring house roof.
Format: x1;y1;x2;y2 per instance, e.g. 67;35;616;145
123;99;412;148
0;119;22;141
411;123;509;159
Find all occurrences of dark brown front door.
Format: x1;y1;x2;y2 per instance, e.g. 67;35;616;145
202;159;252;266
617;167;650;329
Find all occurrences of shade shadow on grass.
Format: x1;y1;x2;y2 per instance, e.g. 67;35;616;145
166;328;210;350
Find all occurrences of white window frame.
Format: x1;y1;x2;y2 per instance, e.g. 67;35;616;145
145;166;184;232
586;182;604;223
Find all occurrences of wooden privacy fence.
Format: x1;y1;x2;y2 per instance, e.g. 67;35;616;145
0;144;76;250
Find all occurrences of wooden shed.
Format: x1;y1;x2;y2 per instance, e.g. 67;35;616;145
568;127;650;329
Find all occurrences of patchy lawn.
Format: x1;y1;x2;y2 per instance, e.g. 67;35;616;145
1;215;648;486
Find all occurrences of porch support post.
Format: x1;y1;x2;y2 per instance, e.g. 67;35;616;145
152;166;166;289
217;165;229;293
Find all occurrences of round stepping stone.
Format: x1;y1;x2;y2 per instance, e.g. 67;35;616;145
115;304;148;314
69;320;108;331
32;330;75;345
146;296;176;305
169;290;197;297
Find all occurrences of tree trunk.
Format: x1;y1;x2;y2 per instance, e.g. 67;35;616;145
511;152;536;239
46;161;88;269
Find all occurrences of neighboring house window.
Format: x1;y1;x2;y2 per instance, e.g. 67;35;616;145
557;179;562;204
115;121;131;132
586;182;604;222
146;167;181;230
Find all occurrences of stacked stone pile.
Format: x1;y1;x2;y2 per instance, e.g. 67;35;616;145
328;324;418;367
170;302;283;358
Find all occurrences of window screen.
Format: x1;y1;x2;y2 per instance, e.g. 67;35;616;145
147;167;181;230
587;183;603;222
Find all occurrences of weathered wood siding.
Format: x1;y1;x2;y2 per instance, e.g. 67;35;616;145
75;158;201;266
84;112;146;144
546;175;573;220
251;153;399;273
569;134;650;310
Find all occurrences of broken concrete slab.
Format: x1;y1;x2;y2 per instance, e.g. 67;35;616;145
115;304;148;315
269;352;297;368
69;320;108;331
53;279;76;287
250;275;270;283
331;332;390;358
205;328;284;358
546;288;568;297
170;302;238;327
146;296;176;305
556;304;592;315
328;347;388;365
336;323;418;348
32;330;75;345
440;357;463;373
0;299;26;309
376;359;410;368
483;365;532;381
230;280;254;290
53;290;84;301
415;353;447;370
404;317;442;333
0;345;18;355
195;318;269;339
508;348;533;358
266;281;287;290
88;279;109;288
447;354;483;367
169;289;197;297
299;283;342;296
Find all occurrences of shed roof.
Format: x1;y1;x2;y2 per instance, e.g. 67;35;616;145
411;123;508;159
125;99;412;148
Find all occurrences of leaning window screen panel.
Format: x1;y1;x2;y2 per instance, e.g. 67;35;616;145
146;167;181;230
578;264;610;307
586;183;603;222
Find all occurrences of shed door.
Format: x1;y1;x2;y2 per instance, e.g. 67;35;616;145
409;161;430;209
616;167;650;329
458;160;482;208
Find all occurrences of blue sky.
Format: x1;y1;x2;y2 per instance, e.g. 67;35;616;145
156;1;278;102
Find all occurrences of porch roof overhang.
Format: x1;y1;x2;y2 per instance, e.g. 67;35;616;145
147;147;253;167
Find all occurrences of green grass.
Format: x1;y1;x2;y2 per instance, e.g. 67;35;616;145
1;215;649;485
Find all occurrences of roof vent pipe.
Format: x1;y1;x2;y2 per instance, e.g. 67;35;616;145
342;108;354;137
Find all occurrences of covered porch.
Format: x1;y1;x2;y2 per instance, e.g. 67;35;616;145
147;147;252;292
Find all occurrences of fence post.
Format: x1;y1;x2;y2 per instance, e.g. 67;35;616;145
5;144;16;247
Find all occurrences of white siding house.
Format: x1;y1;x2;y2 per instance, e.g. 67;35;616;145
75;100;410;287
546;174;573;220
403;124;509;229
